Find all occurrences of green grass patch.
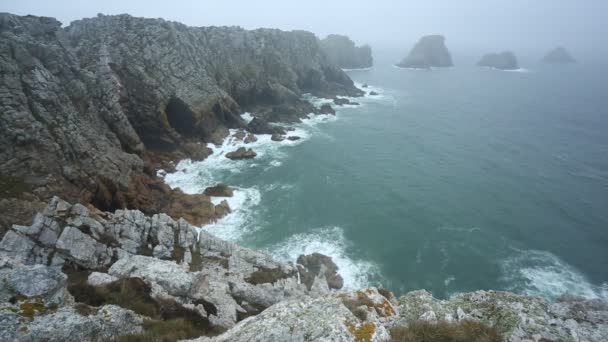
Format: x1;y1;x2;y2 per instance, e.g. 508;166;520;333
0;175;30;198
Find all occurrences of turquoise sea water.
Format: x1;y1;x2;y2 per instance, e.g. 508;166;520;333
165;54;608;300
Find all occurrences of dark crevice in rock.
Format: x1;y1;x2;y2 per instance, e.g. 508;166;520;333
166;97;198;138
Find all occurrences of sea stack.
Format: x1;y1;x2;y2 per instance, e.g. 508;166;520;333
541;47;576;63
397;35;453;69
477;51;519;70
320;34;373;69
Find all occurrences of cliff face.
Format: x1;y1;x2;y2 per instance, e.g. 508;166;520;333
478;51;519;70
320;34;373;69
397;35;453;69
542;47;576;63
0;13;362;235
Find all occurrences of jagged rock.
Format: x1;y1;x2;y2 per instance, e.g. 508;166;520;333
362;84;369;88
287;136;301;141
271;134;285;142
0;13;361;235
214;200;231;218
320;34;373;69
226;148;257;160
478;51;519;70
246;118;286;135
319;104;336;114
87;272;119;286
297;253;344;290
542;47;576;63
369;91;379;96
397;35;453;69
204;184;234;197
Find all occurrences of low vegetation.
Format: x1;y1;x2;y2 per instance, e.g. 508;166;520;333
390;320;501;342
0;175;30;198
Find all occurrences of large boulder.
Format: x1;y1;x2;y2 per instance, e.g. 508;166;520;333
319;104;336;115
477;51;519;70
397;35;453;68
246;118;286;135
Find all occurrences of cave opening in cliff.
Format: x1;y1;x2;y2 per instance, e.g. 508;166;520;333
165;97;198;137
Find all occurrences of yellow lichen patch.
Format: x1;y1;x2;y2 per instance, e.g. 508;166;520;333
379;299;396;316
19;299;46;319
345;320;376;342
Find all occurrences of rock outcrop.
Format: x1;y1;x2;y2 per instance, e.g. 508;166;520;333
226;148;257;160
0;197;342;339
478;51;519;70
397;35;453;69
0;13;363;236
320;34;373;69
542;47;577;63
203;184;234;197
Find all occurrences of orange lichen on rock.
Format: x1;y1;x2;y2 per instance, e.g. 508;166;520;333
345;320;376;342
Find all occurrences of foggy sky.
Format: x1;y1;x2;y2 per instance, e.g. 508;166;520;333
3;0;607;61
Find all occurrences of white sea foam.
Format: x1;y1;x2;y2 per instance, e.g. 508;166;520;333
204;187;262;241
240;112;254;123
501;249;606;300
342;67;373;72
270;226;381;290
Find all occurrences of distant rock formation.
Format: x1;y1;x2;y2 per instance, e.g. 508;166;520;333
397;35;453;69
542;47;576;63
477;51;519;70
320;34;373;69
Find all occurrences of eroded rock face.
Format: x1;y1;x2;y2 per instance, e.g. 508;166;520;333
319;103;336;114
0;12;361;236
397;35;453;69
321;34;373;69
478;51;519;70
542;47;576;63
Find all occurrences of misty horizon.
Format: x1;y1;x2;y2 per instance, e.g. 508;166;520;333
3;0;608;62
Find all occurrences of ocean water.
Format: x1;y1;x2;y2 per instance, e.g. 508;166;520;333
164;54;608;300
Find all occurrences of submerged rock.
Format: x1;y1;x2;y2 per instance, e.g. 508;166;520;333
477;51;519;70
320;34;373;69
271;134;285;142
204;184;234;197
369;91;379;96
334;97;352;106
397;35;453;69
226;148;257;160
287;136;301;141
542;47;577;63
319;103;336;115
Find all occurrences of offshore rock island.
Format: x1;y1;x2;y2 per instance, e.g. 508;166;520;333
0;13;607;342
477;51;519;70
396;35;453;69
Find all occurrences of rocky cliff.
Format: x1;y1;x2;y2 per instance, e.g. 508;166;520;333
320;34;373;69
1;198;606;341
397;35;453;69
0;13;363;236
542;47;577;63
478;51;519;70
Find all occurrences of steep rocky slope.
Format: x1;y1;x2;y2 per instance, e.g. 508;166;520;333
478;51;519;70
0;13;362;236
397;35;453;69
1;198;606;341
320;34;373;69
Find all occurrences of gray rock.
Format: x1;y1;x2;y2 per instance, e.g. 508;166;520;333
542;47;576;63
478;51;519;70
226;147;257;160
297;253;344;290
397;35;453;68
